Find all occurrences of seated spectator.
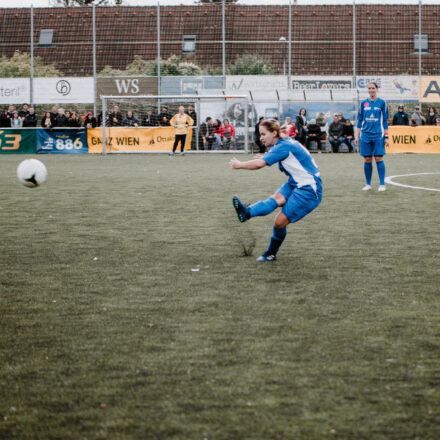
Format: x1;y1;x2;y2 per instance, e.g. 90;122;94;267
437;117;440;126
328;113;344;153
23;107;37;127
54;108;69;127
411;105;425;126
122;110;139;127
426;106;438;126
107;105;123;127
144;109;157;127
19;103;30;121
409;118;417;127
158;106;171;126
392;105;409;126
222;118;236;149
83;112;97;128
41;111;55;128
0;108;11;127
305;119;324;152
337;111;346;123
65;110;72;120
213;119;224;149
200;116;215;150
10;111;23;128
50;105;58;121
281;117;294;137
342;119;355;152
68;112;82;128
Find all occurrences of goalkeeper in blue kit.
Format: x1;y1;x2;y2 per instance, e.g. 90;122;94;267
230;119;322;262
355;81;389;191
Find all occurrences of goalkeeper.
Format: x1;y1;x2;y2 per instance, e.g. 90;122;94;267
170;106;194;155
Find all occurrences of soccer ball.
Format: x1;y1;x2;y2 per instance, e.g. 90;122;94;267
17;159;47;188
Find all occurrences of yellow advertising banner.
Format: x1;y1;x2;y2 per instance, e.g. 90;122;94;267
419;76;440;103
87;127;193;153
388;126;440;154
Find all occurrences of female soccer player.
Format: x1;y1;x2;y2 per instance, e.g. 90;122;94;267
229;119;322;262
170;106;194;155
355;82;389;191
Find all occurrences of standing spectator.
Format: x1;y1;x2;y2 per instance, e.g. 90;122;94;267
436;117;440;126
187;104;197;150
280;117;294;137
41;111;55;128
55;108;69;127
426;106;438;125
19;103;30;121
411;105;426;126
200;116;215;150
10;111;23;128
392;105;409;126
222;118;236;150
50;105;58;121
213;119;224;149
144;109;157;127
328;113;344;153
65;110;72;120
295;108;307;144
337;111;346;123
6;104;16;119
107;105;123;127
305;119;324;152
83;112;97;128
255;116;265;153
342;119;355;152
23;107;38;127
122;110;139;127
158;106;171;126
169;105;193;155
68;112;82;128
1;105;15;127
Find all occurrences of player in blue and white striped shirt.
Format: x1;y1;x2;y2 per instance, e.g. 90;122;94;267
355;81;389;192
230;119;322;262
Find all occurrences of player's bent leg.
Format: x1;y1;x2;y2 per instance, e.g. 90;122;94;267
256;212;289;262
375;155;386;190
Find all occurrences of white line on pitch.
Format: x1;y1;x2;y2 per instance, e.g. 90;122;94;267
385;172;440;192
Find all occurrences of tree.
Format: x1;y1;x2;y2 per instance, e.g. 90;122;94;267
0;51;61;77
49;0;123;6
99;55;205;77
227;54;274;75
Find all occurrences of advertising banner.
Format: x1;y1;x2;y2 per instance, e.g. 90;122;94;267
87;127;193;153
33;77;94;104
0;128;36;154
36;129;88;154
97;77;158;98
291;76;353;90
357;76;418;101
0;78;30;105
226;76;287;91
388;126;440;154
160;76;223;95
419;76;440;103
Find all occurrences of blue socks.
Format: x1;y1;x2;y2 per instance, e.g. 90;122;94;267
248;197;278;218
267;226;287;256
364;162;373;185
376;161;386;185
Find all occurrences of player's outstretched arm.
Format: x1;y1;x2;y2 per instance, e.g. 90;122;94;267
230;157;267;170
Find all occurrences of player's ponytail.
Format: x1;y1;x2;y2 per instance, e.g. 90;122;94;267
261;119;283;138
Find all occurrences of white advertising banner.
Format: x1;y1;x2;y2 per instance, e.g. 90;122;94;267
226;75;287;91
291;76;353;90
356;76;419;101
0;78;30;104
33;77;94;104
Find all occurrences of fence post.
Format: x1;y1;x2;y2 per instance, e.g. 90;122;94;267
418;0;422;76
288;0;292;89
352;0;356;88
93;4;97;116
157;2;161;97
30;4;34;106
222;0;226;85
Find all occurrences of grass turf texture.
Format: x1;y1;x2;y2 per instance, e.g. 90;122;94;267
1;154;439;440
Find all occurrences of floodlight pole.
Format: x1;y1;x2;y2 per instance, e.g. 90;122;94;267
101;95;106;155
288;0;292;89
418;0;422;76
92;4;97;116
222;0;226;84
157;2;161;108
30;4;34;106
352;0;356;89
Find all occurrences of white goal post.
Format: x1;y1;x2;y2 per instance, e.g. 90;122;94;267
100;94;250;154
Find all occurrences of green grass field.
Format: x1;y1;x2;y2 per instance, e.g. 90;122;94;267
1;153;439;440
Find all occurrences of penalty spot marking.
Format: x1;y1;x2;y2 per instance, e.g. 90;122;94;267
385;172;440;192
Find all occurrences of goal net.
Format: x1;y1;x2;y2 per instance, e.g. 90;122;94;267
97;95;250;154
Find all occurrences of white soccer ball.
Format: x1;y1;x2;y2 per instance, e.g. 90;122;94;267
17;159;47;188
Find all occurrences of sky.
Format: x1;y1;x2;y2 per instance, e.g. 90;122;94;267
3;0;440;7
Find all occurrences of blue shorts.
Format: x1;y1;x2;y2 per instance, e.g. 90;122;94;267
360;135;386;157
276;181;322;224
